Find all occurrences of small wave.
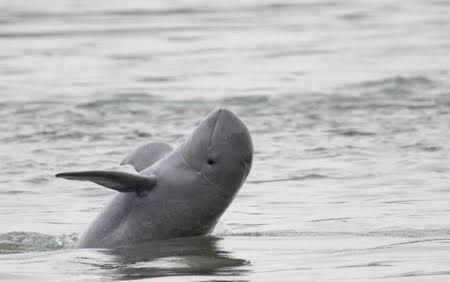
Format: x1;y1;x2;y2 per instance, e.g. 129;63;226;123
246;174;326;184
226;229;450;239
107;7;212;17
308;217;352;223
352;75;436;91
339;11;370;21
0;232;78;254
385;270;450;279
221;95;270;105
402;142;443;152
76;93;157;109
327;129;376;137
226;231;336;237
0;27;205;38
3;130;90;142
134;75;177;83
337;261;393;268
0;190;37;195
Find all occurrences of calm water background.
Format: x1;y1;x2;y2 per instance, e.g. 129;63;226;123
0;0;449;281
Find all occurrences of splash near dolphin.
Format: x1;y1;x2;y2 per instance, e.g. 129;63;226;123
56;109;253;248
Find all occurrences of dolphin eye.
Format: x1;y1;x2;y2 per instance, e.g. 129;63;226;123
207;158;214;165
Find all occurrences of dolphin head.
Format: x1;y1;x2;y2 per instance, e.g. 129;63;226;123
182;109;253;195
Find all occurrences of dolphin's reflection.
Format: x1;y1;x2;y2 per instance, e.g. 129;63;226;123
97;236;249;280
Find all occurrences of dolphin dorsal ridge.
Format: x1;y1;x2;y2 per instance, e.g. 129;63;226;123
120;142;172;172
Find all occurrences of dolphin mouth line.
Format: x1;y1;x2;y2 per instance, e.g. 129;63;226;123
199;171;222;191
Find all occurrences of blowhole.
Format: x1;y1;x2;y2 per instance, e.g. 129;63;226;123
207;158;214;165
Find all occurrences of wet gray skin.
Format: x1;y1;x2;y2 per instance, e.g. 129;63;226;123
67;109;253;248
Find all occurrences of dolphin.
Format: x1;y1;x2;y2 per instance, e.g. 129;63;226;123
56;109;253;248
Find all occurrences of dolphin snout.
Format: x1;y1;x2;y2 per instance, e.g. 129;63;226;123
210;108;253;157
210;108;241;131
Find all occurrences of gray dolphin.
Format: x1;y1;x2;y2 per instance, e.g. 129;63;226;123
56;109;253;248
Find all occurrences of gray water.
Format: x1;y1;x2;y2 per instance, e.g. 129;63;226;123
1;0;450;281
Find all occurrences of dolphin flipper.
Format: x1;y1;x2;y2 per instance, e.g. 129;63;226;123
55;171;157;196
121;142;173;172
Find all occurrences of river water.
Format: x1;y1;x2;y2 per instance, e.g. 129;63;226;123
0;0;449;281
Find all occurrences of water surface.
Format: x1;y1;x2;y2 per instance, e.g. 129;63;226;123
0;0;449;281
